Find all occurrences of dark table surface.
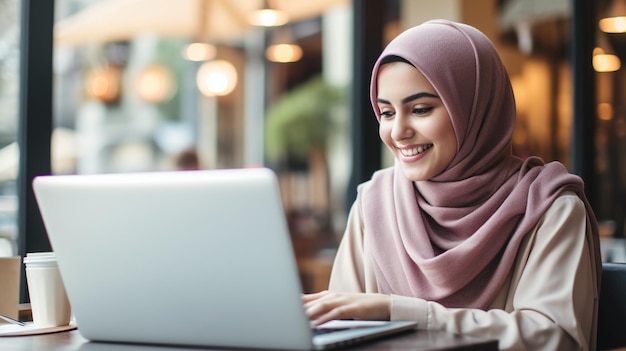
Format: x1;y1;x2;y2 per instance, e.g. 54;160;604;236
2;328;498;351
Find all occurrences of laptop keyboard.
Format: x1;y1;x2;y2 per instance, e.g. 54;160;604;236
313;327;348;336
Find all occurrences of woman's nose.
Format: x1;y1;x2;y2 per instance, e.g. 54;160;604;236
391;114;413;141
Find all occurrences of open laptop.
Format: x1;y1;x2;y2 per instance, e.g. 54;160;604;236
32;168;416;350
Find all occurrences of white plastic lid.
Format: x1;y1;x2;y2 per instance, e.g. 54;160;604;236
23;252;57;266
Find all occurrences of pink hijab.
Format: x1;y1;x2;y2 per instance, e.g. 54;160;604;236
362;20;601;308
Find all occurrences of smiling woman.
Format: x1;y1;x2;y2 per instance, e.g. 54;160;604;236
302;19;602;351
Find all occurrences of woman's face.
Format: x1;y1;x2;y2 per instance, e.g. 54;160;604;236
376;61;457;181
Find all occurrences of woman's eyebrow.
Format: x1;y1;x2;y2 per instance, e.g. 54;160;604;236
376;92;439;105
401;92;439;104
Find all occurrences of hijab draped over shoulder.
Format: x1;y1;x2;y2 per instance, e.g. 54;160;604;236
362;19;601;309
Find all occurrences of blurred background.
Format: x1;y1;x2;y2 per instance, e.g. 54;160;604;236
1;0;625;293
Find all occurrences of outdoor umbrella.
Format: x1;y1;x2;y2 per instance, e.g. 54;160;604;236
54;0;348;46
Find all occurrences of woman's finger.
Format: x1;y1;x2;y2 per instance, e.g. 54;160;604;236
305;293;392;325
302;290;329;304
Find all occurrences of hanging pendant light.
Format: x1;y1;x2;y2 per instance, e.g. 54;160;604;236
600;0;626;33
136;65;176;103
182;42;216;61
593;32;622;72
196;59;238;97
249;0;289;27
266;27;303;63
593;47;621;72
266;43;303;63
85;65;122;104
181;0;217;61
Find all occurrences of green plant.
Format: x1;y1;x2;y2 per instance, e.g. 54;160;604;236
264;75;344;165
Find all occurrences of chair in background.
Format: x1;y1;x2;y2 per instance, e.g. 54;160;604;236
597;262;626;350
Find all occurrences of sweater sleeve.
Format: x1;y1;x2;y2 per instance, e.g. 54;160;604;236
327;199;368;292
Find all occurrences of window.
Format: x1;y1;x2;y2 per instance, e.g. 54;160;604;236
0;0;20;257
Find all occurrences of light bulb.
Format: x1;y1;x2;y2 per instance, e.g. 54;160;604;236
196;60;238;96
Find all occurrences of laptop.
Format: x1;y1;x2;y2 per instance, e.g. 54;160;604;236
32;168;416;350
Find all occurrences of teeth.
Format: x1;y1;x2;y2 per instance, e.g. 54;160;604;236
401;144;432;156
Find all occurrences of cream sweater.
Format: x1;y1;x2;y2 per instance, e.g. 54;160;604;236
328;191;599;351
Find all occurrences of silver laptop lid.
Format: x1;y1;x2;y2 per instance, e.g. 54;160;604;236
33;168;316;350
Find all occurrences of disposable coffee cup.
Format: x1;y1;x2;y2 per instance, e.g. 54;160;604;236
23;252;71;327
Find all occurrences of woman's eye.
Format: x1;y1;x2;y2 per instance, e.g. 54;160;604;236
380;110;395;119
412;106;433;115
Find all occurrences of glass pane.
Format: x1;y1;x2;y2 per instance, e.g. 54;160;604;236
54;0;248;176
0;0;20;257
595;0;626;262
52;0;352;292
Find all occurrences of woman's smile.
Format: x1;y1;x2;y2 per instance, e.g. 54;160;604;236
399;143;433;157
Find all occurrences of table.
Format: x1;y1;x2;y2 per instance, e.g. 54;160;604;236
2;328;498;351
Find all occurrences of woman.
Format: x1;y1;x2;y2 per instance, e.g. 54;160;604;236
303;20;601;350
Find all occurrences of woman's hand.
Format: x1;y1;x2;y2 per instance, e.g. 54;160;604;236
302;291;392;326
